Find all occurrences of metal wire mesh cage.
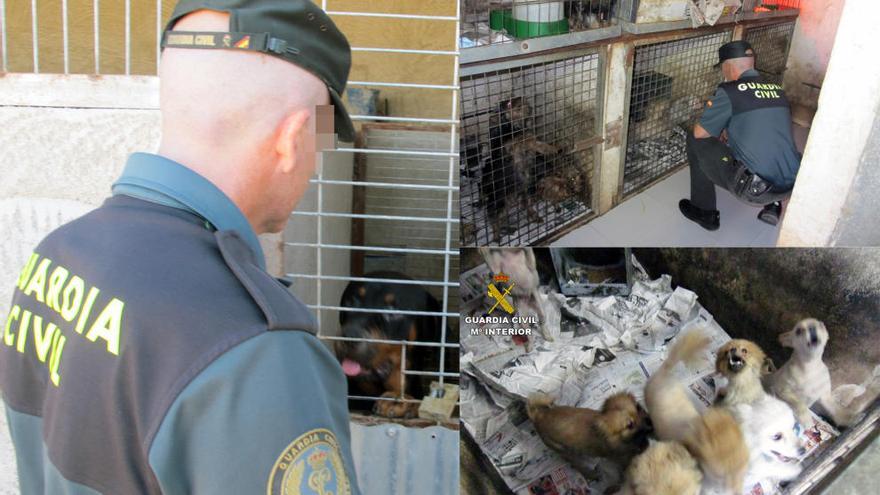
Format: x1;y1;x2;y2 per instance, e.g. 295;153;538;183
460;49;601;246
461;0;620;47
744;21;797;85
622;29;732;197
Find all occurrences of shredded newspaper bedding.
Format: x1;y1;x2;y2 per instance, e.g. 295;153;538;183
460;256;838;495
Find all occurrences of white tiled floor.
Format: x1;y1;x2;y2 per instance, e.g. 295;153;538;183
553;168;781;247
553;123;810;247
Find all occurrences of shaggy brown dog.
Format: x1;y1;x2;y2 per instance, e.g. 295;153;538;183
526;392;652;481
716;338;771;407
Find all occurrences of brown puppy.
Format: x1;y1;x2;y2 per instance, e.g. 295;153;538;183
646;330;749;494
527;392;652;481
716;339;771;407
616;440;702;495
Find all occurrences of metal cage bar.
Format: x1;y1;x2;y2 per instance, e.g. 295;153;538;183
622;29;732;198
303;1;461;412
460;48;601;246
743;20;796;85
0;0;7;73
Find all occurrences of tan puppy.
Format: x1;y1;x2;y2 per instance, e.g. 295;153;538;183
715;338;770;407
616;440;702;495
527;392;652;481
646;330;749;494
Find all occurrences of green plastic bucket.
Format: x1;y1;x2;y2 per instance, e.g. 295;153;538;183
489;9;569;39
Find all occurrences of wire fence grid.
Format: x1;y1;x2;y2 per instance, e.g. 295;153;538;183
743;20;796;85
460;49;600;246
460;0;620;48
622;29;732;197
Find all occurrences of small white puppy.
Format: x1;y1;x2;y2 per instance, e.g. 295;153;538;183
764;318;831;426
764;318;877;427
730;394;806;489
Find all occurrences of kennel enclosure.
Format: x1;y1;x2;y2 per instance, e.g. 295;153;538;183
460;47;603;246
460;1;801;245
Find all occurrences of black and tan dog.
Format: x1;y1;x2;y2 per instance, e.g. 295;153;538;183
336;271;456;418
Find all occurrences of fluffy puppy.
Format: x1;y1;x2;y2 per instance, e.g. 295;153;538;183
764;318;830;426
766;318;880;427
646;330;749;494
526;392;652;481
715;339;770;407
730;395;806;488
616;440;702;495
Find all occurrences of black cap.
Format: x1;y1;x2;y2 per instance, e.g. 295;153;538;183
714;40;755;68
162;0;354;142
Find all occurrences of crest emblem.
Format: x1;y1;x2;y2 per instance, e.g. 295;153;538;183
267;429;351;495
222;34;232;47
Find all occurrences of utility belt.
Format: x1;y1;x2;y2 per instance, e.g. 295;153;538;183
730;161;793;206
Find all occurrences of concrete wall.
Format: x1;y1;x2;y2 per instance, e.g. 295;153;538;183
782;0;845;112
779;0;880;246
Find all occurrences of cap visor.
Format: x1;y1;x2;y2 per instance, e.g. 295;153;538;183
330;89;355;143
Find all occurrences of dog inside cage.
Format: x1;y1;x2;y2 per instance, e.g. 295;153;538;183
623;32;731;196
461;53;600;246
460;1;619;47
335;272;459;420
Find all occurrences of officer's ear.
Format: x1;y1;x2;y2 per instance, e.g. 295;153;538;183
275;108;312;174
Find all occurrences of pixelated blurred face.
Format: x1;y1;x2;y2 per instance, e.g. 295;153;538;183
269;103;336;233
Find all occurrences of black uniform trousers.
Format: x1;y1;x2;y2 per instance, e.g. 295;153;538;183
686;133;739;211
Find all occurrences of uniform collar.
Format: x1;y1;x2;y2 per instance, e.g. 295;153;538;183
740;69;761;78
112;152;266;269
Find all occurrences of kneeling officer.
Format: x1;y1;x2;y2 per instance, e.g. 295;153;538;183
680;40;802;230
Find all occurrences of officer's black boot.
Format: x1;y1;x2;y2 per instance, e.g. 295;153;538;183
679;199;720;231
758;201;782;226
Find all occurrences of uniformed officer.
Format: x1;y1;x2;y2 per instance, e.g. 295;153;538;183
679;40;802;230
1;1;361;494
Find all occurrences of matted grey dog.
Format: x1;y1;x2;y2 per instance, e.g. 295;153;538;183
764;318;878;427
479;247;546;328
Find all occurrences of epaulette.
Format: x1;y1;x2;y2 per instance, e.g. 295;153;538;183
215;230;317;334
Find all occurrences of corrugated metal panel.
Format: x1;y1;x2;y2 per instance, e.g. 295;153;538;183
350;423;459;495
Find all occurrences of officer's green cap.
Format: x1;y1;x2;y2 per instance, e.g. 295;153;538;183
163;0;354;142
714;40;755;68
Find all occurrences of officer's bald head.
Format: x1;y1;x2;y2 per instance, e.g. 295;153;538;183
722;56;755;82
158;9;329;234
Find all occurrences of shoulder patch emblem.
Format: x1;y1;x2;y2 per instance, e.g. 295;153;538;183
267;429;352;495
